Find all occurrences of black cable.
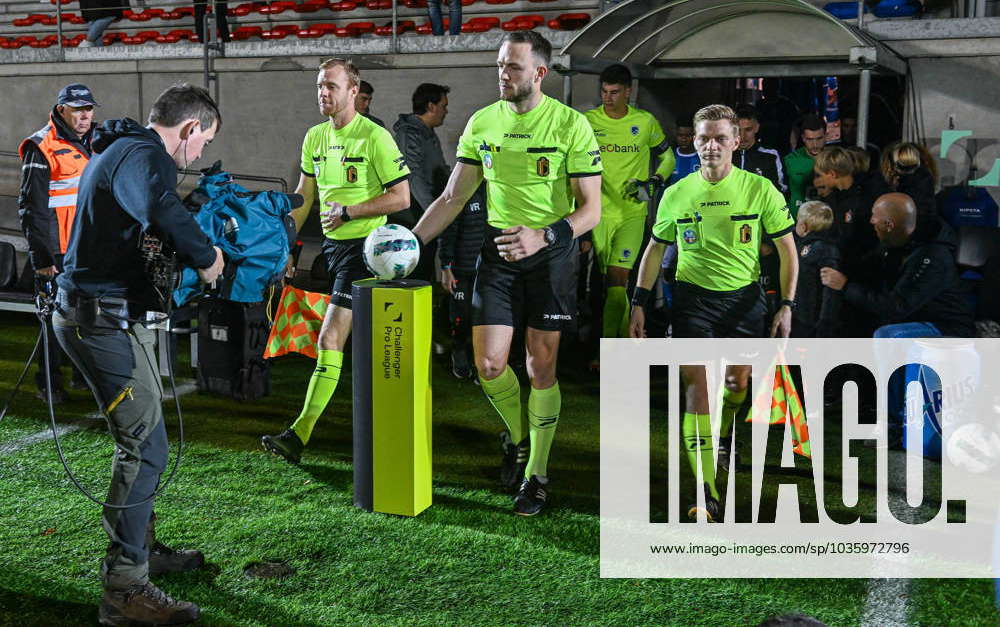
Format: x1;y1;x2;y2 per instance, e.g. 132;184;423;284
32;282;186;510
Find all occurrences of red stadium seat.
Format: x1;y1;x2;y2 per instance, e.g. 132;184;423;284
313;22;338;33
375;19;416;35
40;15;58;25
232;25;264;39
548;12;591;30
176;6;196;15
164;9;184;19
12;18;33;27
329;0;358;9
261;29;289;39
123;10;153;21
402;0;426;7
29;39;54;48
501;13;544;30
486;0;516;4
143;8;165;17
352;21;375;34
293;2;323;13
297;27;324;37
274;23;301;33
260;1;295;13
468;16;499;29
136;30;160;41
16;35;37;44
49;0;73;4
365;0;392;9
167;28;195;39
462;21;489;33
1;40;23;49
155;33;182;43
415;22;432;34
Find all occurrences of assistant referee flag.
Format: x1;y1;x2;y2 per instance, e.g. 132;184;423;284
264;285;330;359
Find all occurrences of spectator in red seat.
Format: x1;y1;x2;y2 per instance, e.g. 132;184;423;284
195;0;231;44
78;0;125;47
428;0;461;35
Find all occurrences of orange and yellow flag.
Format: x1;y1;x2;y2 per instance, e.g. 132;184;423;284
263;285;330;360
748;363;812;458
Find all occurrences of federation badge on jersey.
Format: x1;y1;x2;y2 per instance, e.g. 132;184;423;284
483;152;493;169
536;156;550;177
682;228;698;244
346;165;358;183
739;223;753;244
630;125;640;136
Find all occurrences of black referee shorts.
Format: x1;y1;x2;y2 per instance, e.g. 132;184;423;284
472;225;578;332
321;236;371;310
672;281;766;338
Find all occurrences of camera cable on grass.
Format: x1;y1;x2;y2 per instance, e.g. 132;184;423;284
0;278;188;511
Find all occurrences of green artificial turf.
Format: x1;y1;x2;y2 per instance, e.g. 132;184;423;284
0;311;994;626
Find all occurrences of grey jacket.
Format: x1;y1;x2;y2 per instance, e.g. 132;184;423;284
393;113;450;227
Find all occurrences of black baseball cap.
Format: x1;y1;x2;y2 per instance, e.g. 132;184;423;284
57;83;99;108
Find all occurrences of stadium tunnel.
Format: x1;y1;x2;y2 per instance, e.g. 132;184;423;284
551;0;910;146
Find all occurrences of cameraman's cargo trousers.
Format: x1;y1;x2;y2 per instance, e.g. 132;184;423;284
53;296;168;590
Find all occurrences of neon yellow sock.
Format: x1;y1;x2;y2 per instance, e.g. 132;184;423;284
603;285;628;338
683;412;718;500
721;387;747;438
480;366;526;443
525;382;560;479
290;350;343;445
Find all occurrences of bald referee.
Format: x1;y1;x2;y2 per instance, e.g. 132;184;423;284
629;104;798;522
413;31;602;516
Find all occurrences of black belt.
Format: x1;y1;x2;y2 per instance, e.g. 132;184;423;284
56;291;131;330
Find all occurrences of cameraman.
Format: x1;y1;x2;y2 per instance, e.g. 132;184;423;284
53;84;224;626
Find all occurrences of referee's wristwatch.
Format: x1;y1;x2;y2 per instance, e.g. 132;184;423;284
541;226;557;247
339;205;352;222
780;299;797;310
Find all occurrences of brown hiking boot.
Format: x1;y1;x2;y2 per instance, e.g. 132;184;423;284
98;581;200;626
148;541;206;577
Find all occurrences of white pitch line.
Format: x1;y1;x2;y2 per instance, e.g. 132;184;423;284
861;448;917;626
0;380;198;456
861;578;910;626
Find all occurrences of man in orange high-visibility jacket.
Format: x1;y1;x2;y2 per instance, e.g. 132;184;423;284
18;83;98;403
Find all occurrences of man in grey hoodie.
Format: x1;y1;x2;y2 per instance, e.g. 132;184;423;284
393;83;451;281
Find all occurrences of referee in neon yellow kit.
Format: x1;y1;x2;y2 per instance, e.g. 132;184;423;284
629;104;798;522
413;31;603;516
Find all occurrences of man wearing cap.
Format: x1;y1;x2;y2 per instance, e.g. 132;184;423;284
18;83;98;403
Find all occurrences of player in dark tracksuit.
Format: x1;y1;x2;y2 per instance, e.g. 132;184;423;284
438;183;487;379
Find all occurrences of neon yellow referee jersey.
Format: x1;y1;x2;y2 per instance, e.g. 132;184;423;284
652;167;794;291
456;95;602;230
300;113;410;240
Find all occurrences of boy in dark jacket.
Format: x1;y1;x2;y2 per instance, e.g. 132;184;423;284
438;183;486;379
792;201;841;337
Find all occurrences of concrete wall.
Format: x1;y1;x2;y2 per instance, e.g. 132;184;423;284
0;64;599;200
906;56;1000;195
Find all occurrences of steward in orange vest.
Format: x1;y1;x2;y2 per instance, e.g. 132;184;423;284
17;83;97;403
18;83;98;277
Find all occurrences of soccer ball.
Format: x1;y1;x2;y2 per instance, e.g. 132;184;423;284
362;224;421;280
